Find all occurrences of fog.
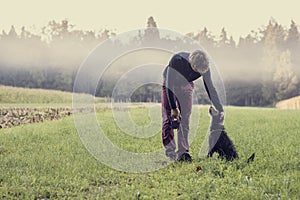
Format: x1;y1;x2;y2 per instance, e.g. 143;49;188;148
0;31;268;82
0;19;299;105
0;33;93;70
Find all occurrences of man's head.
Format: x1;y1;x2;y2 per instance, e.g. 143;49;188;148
189;50;209;74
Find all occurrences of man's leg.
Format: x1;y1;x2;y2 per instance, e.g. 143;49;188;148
176;83;194;158
161;85;176;159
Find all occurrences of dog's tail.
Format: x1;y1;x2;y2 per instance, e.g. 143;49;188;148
246;153;255;163
235;153;255;170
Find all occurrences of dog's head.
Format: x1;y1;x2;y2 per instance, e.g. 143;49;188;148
209;106;224;127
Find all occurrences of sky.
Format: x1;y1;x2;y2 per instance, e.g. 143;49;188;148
0;0;300;41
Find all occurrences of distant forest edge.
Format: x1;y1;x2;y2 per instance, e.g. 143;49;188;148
0;17;300;106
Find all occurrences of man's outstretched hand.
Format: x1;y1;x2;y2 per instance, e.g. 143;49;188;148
171;108;181;121
209;106;225;125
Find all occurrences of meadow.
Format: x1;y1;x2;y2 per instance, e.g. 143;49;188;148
0;102;299;199
0;85;106;107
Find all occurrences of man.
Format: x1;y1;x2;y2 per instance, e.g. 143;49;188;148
162;50;224;162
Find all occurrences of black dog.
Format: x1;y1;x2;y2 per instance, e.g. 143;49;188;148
208;106;238;161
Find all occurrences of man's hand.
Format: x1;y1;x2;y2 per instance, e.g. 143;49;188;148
219;111;225;124
209;106;225;124
171;108;181;121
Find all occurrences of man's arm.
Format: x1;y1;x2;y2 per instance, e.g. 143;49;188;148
166;54;184;110
165;66;177;110
203;70;224;112
166;67;181;120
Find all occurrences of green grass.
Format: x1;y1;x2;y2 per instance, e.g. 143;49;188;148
0;106;299;199
0;85;73;104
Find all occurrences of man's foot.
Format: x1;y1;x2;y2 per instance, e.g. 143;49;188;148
177;152;192;162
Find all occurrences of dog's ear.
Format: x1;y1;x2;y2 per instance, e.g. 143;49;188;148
209;106;212;115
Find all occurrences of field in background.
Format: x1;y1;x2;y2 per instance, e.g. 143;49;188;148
0;85;73;105
0;85;108;107
276;95;300;110
0;106;299;199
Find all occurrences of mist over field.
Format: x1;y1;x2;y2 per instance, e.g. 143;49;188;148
0;17;299;106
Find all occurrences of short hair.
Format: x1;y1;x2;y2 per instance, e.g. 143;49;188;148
188;50;209;73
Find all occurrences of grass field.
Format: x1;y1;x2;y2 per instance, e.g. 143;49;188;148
0;85;106;107
0;85;73;105
0;106;299;199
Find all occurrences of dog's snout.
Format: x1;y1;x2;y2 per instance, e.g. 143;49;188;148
209;106;218;116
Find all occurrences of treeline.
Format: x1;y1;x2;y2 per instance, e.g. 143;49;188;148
0;20;113;92
0;17;300;106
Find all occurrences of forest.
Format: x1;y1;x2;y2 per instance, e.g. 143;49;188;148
0;17;299;106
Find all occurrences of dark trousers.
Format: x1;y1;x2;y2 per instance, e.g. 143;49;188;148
161;82;194;157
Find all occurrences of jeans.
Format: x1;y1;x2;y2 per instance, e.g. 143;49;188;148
162;82;194;158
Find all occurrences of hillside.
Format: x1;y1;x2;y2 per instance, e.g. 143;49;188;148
0;85;73;104
276;96;300;110
0;85;107;105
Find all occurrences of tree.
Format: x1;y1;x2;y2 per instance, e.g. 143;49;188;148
8;25;18;38
228;36;236;48
260;19;286;50
193;27;216;51
20;26;31;39
273;50;299;100
260;20;283;104
219;27;229;47
238;32;259;50
144;16;160;43
1;30;8;38
285;20;300;77
41;19;74;42
285;20;299;49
